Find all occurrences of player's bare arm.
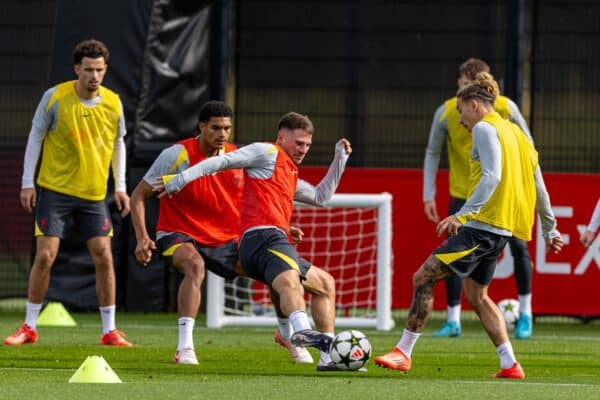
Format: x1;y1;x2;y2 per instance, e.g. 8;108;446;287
131;180;157;266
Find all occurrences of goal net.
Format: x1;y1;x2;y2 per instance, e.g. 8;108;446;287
206;193;394;331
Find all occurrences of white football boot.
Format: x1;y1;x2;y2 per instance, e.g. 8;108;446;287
173;348;199;365
275;329;314;363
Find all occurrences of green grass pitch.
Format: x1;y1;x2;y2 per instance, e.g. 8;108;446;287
0;311;598;400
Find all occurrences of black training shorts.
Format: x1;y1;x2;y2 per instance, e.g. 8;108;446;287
239;228;307;286
35;188;112;240
157;232;239;280
433;227;509;285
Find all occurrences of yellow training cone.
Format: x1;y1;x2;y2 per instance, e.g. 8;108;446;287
69;356;122;383
37;302;77;327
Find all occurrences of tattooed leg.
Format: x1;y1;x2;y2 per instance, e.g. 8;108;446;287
406;255;455;332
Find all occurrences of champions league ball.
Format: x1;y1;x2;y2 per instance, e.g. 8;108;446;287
329;330;371;370
497;298;520;330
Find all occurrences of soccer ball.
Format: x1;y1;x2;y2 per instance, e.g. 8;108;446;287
497;298;520;330
329;330;371;370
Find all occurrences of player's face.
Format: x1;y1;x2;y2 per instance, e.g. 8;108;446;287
277;129;312;165
199;117;232;150
74;57;107;96
457;98;479;131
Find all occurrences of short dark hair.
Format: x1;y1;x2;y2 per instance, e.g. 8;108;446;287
198;101;233;123
277;112;314;135
73;39;110;65
458;58;490;81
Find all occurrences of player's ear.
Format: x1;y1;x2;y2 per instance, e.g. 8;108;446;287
276;132;284;145
470;99;478;112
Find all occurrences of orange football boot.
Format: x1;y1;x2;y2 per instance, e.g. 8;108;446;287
492;362;525;379
100;329;133;347
374;347;411;372
4;323;38;345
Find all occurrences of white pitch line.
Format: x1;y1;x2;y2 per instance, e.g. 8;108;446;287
532;335;600;342
455;380;597;388
1;366;598;390
0;368;597;388
427;333;600;342
0;367;73;372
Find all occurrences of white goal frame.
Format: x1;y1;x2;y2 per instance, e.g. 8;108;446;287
206;193;395;331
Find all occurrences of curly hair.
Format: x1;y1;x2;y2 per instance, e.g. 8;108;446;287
198;101;233;123
72;39;109;65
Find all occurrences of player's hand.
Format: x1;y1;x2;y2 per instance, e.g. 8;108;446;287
546;233;563;254
135;237;156;266
335;138;352;156
436;215;462;237
154;174;185;198
544;230;563;254
289;226;304;244
580;230;596;247
424;200;439;223
114;191;131;218
20;187;36;213
153;177;168;198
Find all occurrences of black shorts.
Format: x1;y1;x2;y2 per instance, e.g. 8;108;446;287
239;228;309;286
35;188;112;240
156;232;239;280
433;227;509;285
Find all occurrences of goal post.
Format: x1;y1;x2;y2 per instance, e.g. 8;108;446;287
206;193;395;331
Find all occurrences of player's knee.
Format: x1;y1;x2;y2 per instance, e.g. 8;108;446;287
412;257;444;290
412;269;437;299
464;289;484;309
180;258;205;284
88;243;112;262
284;278;303;293
412;270;429;290
310;269;335;298
34;248;57;270
322;271;335;298
273;271;303;294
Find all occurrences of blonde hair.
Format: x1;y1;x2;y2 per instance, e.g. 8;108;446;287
456;72;499;104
